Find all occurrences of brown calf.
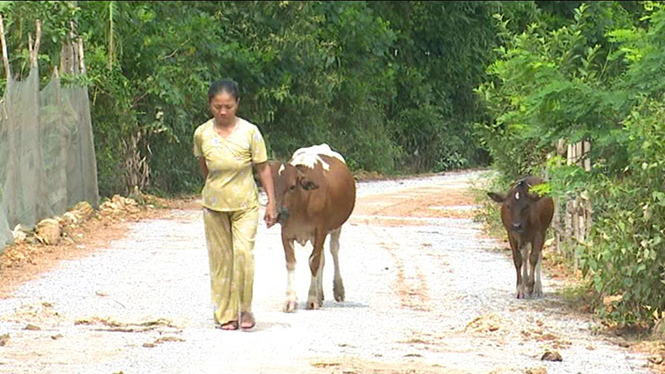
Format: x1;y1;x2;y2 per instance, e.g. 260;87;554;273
269;145;356;312
488;176;554;299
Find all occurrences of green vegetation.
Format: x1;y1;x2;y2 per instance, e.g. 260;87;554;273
1;0;663;328
476;1;665;328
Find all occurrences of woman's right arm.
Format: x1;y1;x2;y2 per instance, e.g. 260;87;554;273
198;156;209;180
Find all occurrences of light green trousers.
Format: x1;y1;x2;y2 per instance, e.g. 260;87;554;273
203;205;259;325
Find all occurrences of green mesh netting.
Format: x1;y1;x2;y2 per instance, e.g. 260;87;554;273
0;69;99;251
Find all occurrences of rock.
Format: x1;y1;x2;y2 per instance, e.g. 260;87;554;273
51;334;63;340
0;333;9;346
617;341;630;348
11;224;27;243
24;324;41;331
648;354;664;365
524;367;547;374
100;201;119;215
100;195;142;216
63;212;79;225
465;313;503;333
35;218;61;245
541;351;562;362
111;195;126;209
153;336;185;344
71;201;95;221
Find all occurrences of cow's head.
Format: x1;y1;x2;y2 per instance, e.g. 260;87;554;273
270;161;319;224
487;178;544;234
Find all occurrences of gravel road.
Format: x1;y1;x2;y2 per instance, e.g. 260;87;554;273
0;169;653;374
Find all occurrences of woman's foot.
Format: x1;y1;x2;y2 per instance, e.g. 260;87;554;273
218;321;239;331
240;312;256;330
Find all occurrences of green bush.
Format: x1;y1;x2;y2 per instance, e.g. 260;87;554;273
477;1;665;327
581;97;665;326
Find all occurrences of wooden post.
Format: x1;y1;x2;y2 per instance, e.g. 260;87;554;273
60;30;76;75
583;140;592;242
553;138;566;254
558;137;594;268
28;20;42;68
0;14;11;81
583;140;591;172
78;37;86;75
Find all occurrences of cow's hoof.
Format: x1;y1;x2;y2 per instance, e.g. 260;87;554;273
283;301;297;313
334;282;345;302
532;288;543;298
516;286;527;299
307;300;321;310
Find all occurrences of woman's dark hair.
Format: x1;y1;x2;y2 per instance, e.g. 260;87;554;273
208;79;240;103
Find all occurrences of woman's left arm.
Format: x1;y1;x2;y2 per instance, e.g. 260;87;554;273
255;162;277;228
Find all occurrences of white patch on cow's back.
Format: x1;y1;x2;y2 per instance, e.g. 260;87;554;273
515;192;521;200
278;164;285;175
288;144;346;171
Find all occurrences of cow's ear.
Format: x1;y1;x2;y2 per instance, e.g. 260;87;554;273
300;179;319;190
487;192;506;203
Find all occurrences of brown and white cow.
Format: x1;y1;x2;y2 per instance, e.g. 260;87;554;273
269;144;356;312
487;176;554;299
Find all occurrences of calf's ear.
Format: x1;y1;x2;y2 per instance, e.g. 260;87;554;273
295;168;319;190
487;192;506;203
300;179;319;190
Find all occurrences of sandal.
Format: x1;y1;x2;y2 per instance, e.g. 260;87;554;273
240;312;256;330
217;321;239;331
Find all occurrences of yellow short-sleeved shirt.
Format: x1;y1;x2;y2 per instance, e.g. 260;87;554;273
193;117;268;212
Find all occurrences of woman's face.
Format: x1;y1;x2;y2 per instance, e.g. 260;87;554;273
210;91;238;126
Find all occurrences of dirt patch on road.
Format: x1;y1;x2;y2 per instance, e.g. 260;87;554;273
351;182;478;227
310;356;465;374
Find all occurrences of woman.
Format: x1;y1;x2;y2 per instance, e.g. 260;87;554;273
193;79;277;331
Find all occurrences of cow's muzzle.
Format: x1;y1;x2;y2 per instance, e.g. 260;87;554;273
277;207;290;223
510;223;524;233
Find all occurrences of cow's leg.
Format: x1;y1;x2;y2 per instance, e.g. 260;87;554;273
316;242;325;303
330;227;345;302
307;231;327;310
520;241;530;298
529;232;545;298
534;250;543;297
509;234;526;299
282;234;297;313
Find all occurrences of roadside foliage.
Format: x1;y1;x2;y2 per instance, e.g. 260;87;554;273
477;1;665;328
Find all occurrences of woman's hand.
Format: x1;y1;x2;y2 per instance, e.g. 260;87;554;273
255;161;278;228
264;200;278;228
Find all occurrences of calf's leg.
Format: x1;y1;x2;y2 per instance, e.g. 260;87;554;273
330;227;345;302
530;233;545;298
509;234;527;299
282;235;297;313
307;231;327;310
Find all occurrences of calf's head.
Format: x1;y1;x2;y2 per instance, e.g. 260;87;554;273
487;178;544;234
269;162;319;223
